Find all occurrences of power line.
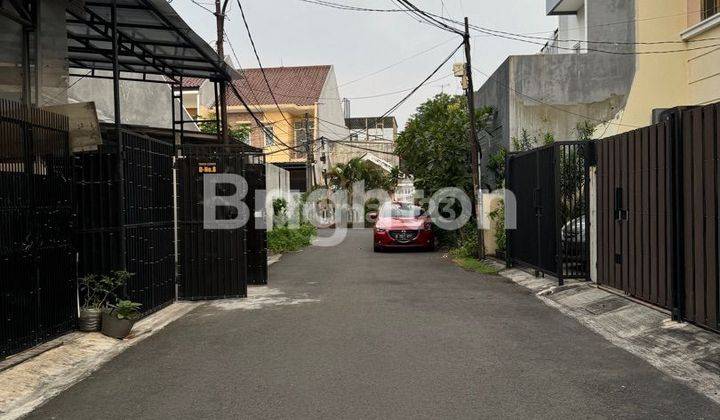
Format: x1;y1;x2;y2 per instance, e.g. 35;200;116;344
394;0;464;36
235;0;296;130
339;37;456;87
298;0;720;53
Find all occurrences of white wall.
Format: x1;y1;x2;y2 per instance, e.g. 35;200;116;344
265;163;291;230
557;3;587;53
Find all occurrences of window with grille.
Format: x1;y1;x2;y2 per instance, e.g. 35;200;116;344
293;121;315;145
703;0;720;20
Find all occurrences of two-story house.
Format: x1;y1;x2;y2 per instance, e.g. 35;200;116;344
188;65;347;191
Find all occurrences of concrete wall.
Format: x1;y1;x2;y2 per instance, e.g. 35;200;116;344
557;4;587;53
68;73;197;130
475;0;635;187
330;141;399;168
0;0;69;106
317;67;348;142
265;163;291;230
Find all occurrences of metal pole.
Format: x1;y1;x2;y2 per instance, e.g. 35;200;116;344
215;1;230;144
111;0;127;270
464;17;485;260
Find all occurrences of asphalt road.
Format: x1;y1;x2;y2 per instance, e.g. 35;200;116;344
29;229;719;419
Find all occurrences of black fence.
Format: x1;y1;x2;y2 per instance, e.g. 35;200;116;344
75;129;175;316
597;104;720;332
506;141;592;284
0;100;76;358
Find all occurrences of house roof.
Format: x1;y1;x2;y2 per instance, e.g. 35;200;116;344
227;65;331;107
181;77;206;88
66;0;237;82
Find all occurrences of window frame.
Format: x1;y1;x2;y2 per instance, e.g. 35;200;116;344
264;125;275;146
703;0;720;20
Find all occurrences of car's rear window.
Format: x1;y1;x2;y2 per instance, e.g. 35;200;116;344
380;204;423;218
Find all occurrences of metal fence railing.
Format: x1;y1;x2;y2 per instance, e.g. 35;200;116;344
0;99;76;358
75;129;175;316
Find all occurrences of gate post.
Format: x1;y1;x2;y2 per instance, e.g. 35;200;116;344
553;144;564;286
505;152;512;269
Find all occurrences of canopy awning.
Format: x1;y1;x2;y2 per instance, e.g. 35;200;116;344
67;0;237;83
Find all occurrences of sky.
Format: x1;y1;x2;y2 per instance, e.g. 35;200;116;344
170;0;557;127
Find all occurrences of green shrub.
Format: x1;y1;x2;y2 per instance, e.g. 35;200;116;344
268;224;317;253
273;198;289;227
489;202;506;254
448;223;479;258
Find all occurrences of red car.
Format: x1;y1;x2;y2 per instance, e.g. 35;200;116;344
372;202;435;252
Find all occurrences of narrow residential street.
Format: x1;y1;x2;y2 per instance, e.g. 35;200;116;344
24;229;718;419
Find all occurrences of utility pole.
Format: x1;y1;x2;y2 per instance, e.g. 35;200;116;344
463;17;485;260
215;0;230;144
304;112;314;191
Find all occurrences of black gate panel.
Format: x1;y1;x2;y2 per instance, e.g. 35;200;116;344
506;150;537;269
537;146;558;275
75;130;175;315
506;141;591;284
0;100;76;358
245;160;268;285
177;145;250;300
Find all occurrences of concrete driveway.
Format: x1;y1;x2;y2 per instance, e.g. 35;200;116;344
27;229;720;419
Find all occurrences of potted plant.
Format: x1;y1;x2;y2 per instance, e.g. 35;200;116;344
101;300;142;339
78;271;133;332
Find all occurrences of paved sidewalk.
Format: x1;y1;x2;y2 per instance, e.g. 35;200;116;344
22;230;720;419
499;265;720;405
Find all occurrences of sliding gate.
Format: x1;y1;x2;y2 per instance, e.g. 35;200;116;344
597;104;720;332
506;141;592;284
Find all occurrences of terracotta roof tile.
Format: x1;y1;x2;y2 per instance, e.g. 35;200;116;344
181;77;206;88
227;65;331;107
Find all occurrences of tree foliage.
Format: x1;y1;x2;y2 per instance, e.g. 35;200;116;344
328;157;394;192
394;94;491;198
198;113;252;144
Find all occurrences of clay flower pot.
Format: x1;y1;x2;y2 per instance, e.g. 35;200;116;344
101;311;136;339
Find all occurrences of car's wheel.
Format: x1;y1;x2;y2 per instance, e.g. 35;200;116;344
374;244;382;252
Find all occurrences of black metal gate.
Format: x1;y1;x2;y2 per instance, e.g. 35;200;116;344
176;145;255;300
0;100;76;358
506;141;592;284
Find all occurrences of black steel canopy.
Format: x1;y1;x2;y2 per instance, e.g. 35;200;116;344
67;0;237;83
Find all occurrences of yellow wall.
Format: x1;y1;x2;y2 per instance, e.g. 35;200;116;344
603;1;720;136
224;106;316;164
604;0;688;136
686;26;720;105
